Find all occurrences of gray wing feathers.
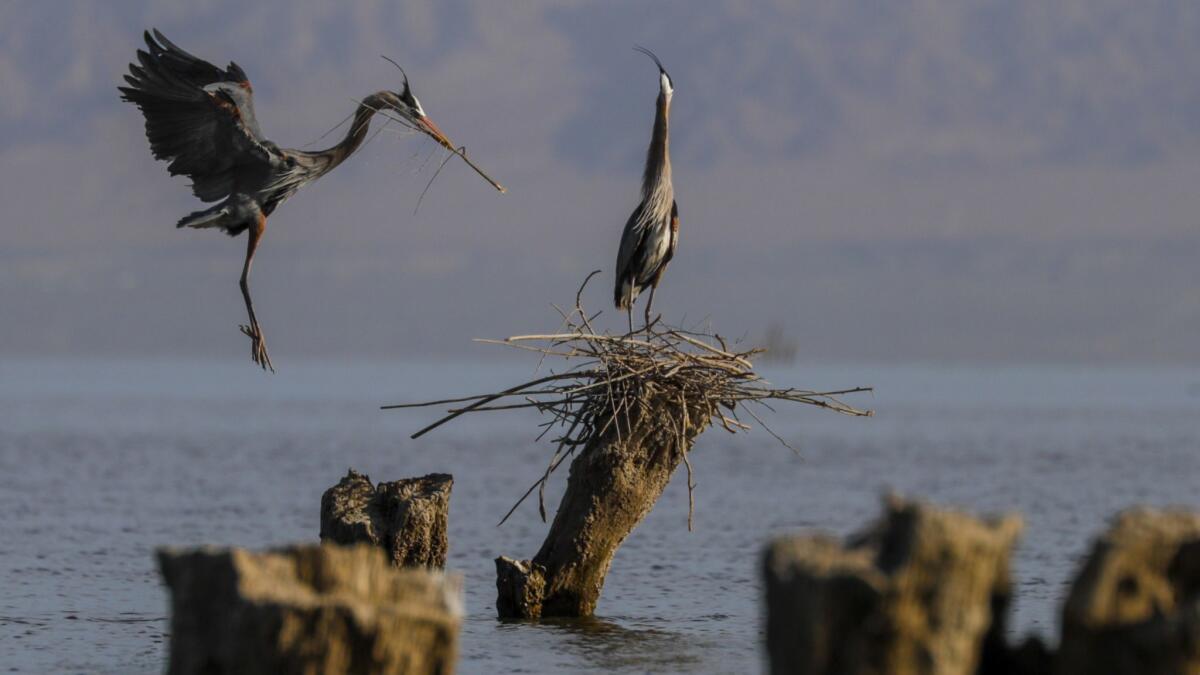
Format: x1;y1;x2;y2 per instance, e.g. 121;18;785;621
614;203;646;308
119;30;274;203
614;202;673;309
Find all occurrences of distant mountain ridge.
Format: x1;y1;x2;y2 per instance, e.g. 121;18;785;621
554;1;1200;169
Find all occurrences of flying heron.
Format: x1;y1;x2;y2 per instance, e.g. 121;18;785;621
120;29;502;371
614;46;677;332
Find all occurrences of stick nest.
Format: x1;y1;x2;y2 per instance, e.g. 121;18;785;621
384;271;872;527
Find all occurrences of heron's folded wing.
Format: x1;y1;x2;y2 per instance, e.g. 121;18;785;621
615;202;647;282
630;210;672;285
119;29;275;202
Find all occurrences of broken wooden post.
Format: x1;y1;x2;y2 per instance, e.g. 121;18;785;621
1056;508;1200;675
495;396;710;618
381;275;872;620
320;469;452;568
158;544;462;675
763;495;1023;675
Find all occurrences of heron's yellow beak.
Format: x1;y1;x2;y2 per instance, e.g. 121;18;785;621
417;115;455;151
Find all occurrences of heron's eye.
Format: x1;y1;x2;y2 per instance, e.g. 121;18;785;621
400;88;418;110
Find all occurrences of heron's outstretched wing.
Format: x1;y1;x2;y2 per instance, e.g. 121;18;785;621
119;29;277;202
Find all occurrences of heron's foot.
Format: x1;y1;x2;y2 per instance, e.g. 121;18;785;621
238;323;275;373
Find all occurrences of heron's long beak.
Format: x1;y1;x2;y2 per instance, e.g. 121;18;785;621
417;115;455;150
416;114;507;193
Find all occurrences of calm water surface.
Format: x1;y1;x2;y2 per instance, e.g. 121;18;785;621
1;358;1198;673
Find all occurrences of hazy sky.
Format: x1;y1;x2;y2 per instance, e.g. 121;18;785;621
3;1;1200;363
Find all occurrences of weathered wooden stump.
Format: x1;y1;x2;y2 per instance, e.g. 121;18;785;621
379;284;871;620
763;495;1023;675
495;398;709;619
158;544;462;675
1056;507;1200;675
320;469;452;568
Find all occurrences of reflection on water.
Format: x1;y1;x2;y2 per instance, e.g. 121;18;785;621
498;617;708;671
1;359;1199;673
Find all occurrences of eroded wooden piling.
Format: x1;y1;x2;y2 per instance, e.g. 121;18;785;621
320;469;452;569
763;496;1023;675
158;544;462;675
496;397;708;618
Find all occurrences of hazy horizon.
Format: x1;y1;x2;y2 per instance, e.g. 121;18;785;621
3;1;1200;364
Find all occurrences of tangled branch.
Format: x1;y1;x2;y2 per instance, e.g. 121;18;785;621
383;271;872;527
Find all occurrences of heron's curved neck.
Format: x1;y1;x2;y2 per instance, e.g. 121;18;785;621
642;94;672;199
318;93;388;171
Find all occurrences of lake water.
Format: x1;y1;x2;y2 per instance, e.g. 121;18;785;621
1;358;1198;673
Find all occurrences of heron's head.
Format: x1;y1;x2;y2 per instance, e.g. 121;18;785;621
376;58;456;151
635;46;673;104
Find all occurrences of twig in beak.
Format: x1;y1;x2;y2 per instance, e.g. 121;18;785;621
415;144;439;174
377;109;507;193
415;147;458;216
450;144;507;193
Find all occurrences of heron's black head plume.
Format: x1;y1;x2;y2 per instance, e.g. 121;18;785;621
634;45;673;91
381;55;411;97
633;45;665;73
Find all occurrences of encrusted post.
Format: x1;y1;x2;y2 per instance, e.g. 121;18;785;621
320;469;452;568
158;544;462;675
496;399;708;618
380;276;872;620
763;495;1023;675
1056;508;1200;675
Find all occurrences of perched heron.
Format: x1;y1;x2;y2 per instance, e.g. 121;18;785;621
614;46;678;331
120;29;501;371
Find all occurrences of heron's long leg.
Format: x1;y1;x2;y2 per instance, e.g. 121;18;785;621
237;215;274;372
643;285;657;330
627;307;634;336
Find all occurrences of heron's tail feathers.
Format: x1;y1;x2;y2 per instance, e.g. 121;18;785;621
614;277;638;310
176;202;248;236
176;205;226;230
